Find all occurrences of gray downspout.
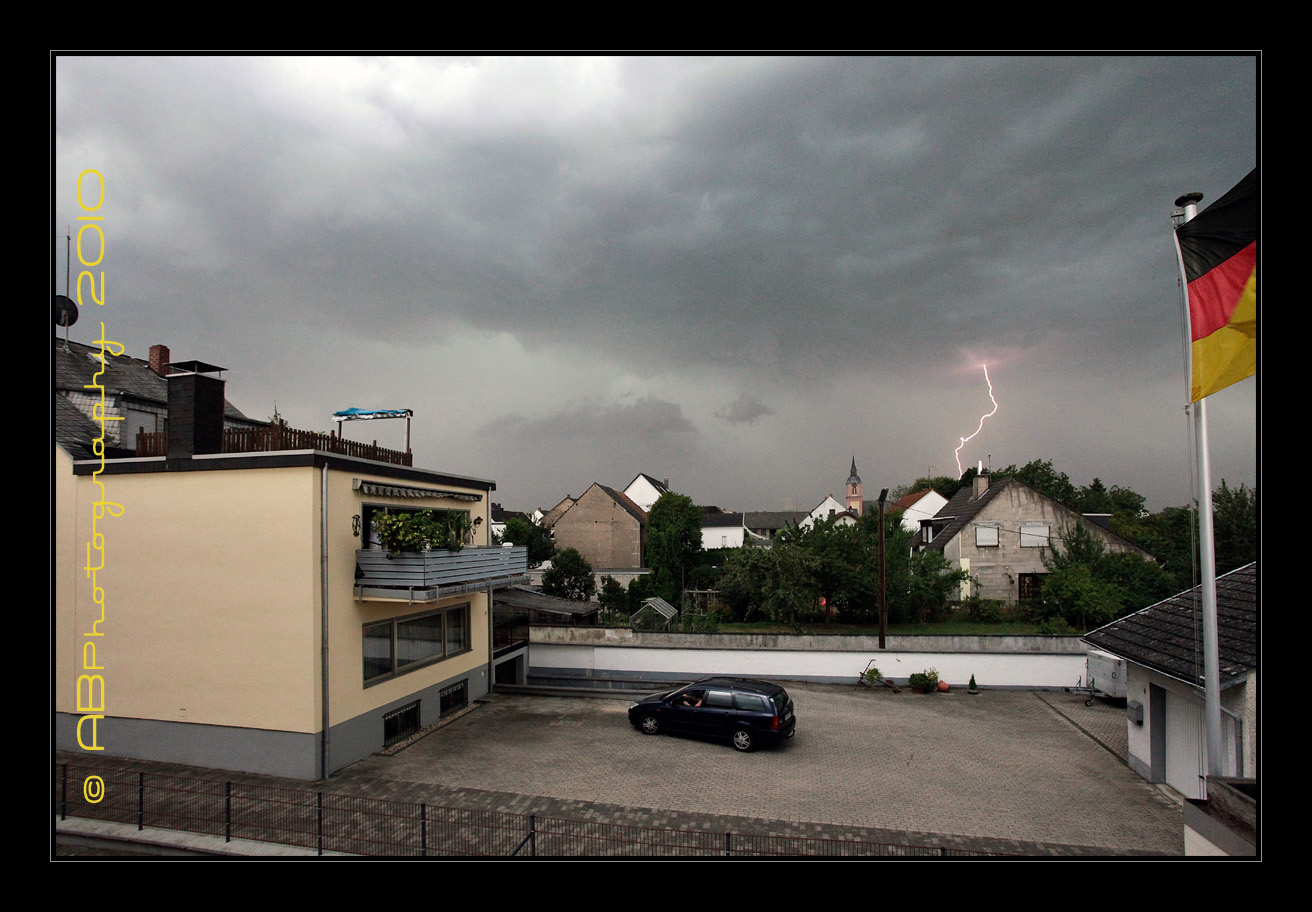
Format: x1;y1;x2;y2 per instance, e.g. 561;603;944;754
487;586;495;693
320;463;330;779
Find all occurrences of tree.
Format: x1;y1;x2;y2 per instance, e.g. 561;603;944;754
1038;521;1174;629
500;516;555;569
1006;459;1078;508
541;547;596;601
1213;480;1257;574
644;492;703;605
894;474;966;501
776;516;875;620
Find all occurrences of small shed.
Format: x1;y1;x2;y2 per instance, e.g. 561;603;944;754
632;596;678;630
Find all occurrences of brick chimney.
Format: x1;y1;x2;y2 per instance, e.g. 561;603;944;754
149;344;171;377
972;472;990;499
167;361;227;457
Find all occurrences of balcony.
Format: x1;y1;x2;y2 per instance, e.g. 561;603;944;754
355;546;528;602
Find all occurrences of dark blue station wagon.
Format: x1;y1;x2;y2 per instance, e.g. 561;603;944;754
628;677;796;751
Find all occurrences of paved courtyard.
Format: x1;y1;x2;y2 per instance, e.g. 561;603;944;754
328;684;1181;855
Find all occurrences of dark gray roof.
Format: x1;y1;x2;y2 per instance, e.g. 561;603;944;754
54;339;254;458
925;478;1008;550
54;393;108;460
1083;563;1257;687
494;585;598;617
594;483;649;525
628;473;669;495
744;511;808;531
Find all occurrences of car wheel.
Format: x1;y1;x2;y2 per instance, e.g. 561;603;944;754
732;729;754;752
640;714;660;735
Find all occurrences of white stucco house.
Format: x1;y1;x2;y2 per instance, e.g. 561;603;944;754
1082;563;1257;802
891;488;949;534
623;473;670;513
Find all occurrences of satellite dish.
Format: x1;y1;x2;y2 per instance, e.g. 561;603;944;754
54;294;79;327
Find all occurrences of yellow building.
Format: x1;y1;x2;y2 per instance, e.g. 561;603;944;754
55;343;525;778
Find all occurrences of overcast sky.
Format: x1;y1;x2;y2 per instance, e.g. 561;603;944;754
53;55;1258;514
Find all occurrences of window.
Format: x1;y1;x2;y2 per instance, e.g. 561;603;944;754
734;693;769;712
1020;523;1050;547
383;701;421;747
975;524;1000;547
705;690;734;708
363;603;472;685
1019;573;1046;600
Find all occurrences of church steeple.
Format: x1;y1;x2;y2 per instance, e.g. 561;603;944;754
845;456;863;516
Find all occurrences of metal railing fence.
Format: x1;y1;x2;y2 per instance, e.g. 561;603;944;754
55;763;996;857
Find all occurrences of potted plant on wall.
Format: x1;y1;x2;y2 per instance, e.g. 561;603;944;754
372;510;470;554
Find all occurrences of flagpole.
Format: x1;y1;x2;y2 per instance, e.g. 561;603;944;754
1174;191;1224;795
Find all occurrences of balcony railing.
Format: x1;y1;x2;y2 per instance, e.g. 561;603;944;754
137;422;413;466
355;547;529;601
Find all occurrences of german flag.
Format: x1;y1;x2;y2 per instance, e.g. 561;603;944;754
1176;168;1257;402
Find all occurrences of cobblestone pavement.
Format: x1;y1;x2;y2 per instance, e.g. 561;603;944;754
55;685;1182;856
331;684;1179;854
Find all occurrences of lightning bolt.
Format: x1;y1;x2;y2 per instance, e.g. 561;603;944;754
954;365;998;478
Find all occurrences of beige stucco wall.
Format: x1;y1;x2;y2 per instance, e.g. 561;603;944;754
57;453;496;745
58;459;321;733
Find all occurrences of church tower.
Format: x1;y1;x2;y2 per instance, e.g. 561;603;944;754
845;456;863;516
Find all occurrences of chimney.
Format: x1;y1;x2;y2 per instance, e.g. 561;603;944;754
149;344;171;377
167;360;227;457
972;472;990;500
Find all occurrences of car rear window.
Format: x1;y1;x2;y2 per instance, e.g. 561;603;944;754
733;693;769;712
770;692;790;714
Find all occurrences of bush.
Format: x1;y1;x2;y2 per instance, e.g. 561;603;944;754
964;596;1006;623
908;667;940;691
372;510;470;553
541;548;596;601
677;609;720;633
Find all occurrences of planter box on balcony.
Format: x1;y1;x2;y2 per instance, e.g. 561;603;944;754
356;546;528;599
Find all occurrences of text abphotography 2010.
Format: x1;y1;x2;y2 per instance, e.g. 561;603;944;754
74;168;117;805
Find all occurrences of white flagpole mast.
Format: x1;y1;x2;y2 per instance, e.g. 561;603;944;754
1174;191;1224;795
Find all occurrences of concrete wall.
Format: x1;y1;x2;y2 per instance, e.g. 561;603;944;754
528;628;1089;689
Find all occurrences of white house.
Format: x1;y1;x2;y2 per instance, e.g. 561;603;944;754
1082;563;1257;802
623;473;670;513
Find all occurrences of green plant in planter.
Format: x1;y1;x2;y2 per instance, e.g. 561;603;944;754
372;510;470;554
968;674;978;691
908;667;940;692
863;666;884;686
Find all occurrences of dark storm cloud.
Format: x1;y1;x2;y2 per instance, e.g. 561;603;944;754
717;393;776;425
54;55;1257;511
